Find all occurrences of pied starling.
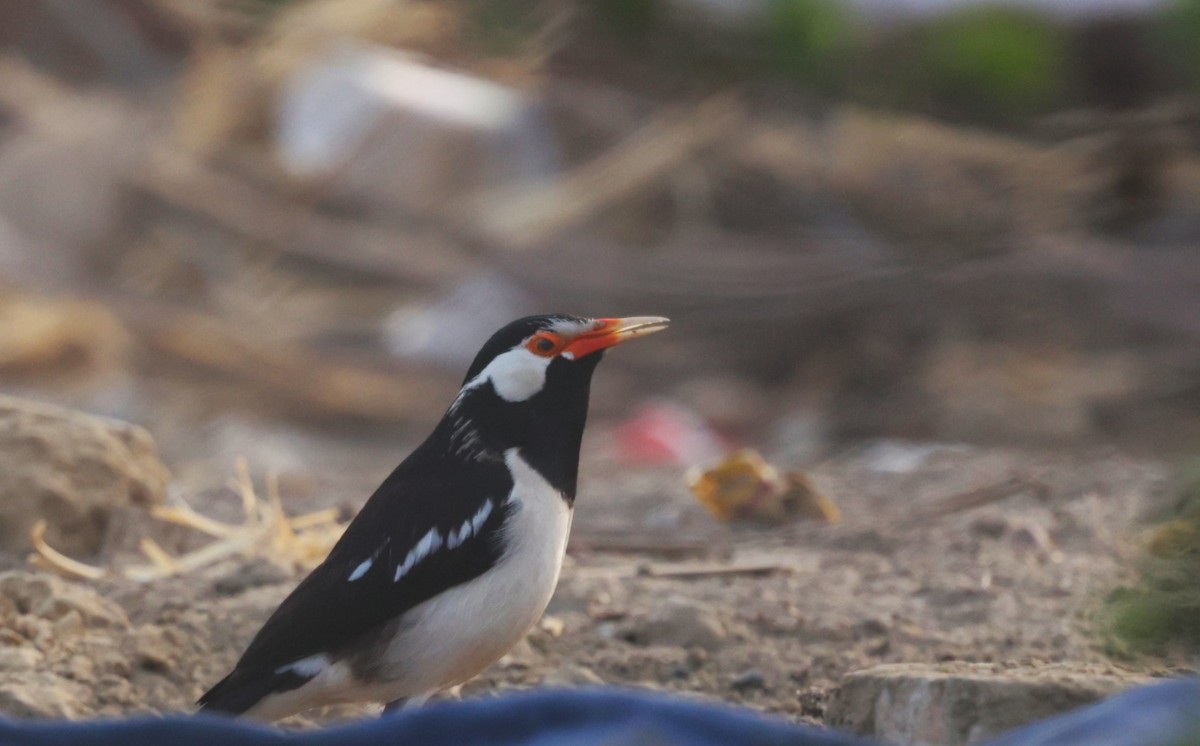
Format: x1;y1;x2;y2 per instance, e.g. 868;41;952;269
198;314;669;720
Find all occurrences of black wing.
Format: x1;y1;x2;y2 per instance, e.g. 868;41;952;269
199;457;513;712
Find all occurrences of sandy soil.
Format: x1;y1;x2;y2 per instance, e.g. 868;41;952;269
10;432;1175;728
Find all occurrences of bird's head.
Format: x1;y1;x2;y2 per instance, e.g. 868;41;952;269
459;315;670;402
439;314;669;496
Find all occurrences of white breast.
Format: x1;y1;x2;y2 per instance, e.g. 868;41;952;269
375;447;572;696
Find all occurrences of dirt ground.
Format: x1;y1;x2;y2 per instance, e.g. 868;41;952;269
5;424;1179;730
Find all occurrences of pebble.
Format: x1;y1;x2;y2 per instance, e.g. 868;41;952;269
134;626;175;672
538;615;566;637
969;516;1008;539
498;637;540;670
628;596;727;652
541;665;604;688
0;647;42;671
730;670;767;692
0;572;128;629
854;618;889;638
52;609;84;638
0;677;83;718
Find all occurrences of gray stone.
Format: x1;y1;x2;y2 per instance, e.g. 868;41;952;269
828;662;1150;745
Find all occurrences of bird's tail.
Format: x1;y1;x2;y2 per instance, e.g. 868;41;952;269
197;668;309;717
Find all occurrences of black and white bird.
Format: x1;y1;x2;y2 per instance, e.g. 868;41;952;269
198;314;669;720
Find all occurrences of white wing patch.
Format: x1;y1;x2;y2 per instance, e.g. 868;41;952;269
448;499;493;549
277;653;329;677
389;498;498;582
347;558;373;582
395;528;445;581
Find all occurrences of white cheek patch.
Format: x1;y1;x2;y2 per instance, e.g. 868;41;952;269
461;347;552;403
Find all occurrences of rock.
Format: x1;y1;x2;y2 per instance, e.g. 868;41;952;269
628;595;727;652
0;571;129;630
0;395;169;554
0;673;87;718
0;647;42;672
498;637;541;670
541;665;604;688
827;662;1150;745
52;609;85;638
730;670;767;692
853;618;890;639
133;625;176;672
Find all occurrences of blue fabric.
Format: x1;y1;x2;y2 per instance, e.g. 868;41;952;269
0;689;868;746
0;680;1195;746
982;677;1200;746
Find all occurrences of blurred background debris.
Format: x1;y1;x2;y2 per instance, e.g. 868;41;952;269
0;0;1198;735
688;448;842;524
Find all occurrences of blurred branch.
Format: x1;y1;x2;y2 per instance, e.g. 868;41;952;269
0;56;75;127
37;0;180;85
470;94;746;250
113;299;449;424
131;150;480;286
902;477;1050;528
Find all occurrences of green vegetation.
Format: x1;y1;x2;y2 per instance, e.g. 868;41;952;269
1104;458;1200;655
764;0;860;92
911;6;1067;120
1158;0;1200;89
233;0;1200;126
592;0;662;41
463;0;545;55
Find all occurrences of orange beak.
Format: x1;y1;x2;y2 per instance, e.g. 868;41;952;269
562;316;670;359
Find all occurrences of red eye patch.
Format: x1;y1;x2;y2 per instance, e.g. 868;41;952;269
525;332;565;357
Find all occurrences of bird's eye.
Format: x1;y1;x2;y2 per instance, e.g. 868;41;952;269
527;333;562;356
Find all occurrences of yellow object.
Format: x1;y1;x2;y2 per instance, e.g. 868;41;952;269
687;449;841;525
